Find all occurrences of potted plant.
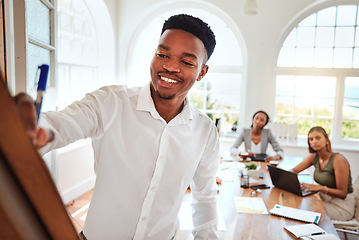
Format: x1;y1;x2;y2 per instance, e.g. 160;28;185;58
245;163;260;180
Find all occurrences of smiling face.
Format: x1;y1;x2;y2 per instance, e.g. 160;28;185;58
150;29;208;103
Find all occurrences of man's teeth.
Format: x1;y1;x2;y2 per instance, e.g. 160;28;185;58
161;76;177;83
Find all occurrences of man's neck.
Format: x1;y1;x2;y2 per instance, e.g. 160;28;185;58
150;89;185;123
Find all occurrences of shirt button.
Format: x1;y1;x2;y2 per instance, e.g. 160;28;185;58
141;217;147;221
151;186;156;191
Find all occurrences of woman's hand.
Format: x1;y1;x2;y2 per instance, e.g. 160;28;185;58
13;93;53;149
300;182;323;192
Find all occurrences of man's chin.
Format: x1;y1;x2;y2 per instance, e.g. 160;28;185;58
156;90;175;100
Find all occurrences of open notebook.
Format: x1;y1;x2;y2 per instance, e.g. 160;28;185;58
269;204;321;224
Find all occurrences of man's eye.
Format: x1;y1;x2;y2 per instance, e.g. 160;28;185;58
182;60;194;66
157;53;167;58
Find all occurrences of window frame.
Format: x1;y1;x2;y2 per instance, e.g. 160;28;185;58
12;0;57;111
274;67;359;146
274;2;359;146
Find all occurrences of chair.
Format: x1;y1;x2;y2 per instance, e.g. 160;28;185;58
332;174;359;240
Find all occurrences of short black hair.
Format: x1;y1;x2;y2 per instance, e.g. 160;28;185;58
161;14;216;61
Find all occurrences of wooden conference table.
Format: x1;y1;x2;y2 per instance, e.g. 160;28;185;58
177;156;339;240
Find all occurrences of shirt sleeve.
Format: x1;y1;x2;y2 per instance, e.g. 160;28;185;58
190;124;220;240
267;129;284;158
39;87;117;155
229;128;245;155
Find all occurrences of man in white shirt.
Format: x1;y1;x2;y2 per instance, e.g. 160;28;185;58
15;14;219;239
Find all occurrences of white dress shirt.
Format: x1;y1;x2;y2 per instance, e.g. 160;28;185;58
41;83;220;240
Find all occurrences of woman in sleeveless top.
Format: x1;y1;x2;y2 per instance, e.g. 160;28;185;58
229;110;284;161
292;126;355;221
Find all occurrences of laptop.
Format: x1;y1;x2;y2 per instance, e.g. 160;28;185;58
251;153;268;162
268;165;318;197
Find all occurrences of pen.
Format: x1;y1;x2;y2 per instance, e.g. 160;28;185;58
35;64;49;123
311;232;325;236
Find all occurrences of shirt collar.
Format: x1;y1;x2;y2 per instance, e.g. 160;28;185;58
136;83;194;124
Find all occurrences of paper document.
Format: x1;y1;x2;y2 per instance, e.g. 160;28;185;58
234;197;268;214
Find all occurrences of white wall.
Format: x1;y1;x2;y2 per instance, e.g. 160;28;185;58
56;140;96;203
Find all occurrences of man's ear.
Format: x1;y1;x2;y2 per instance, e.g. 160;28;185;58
197;65;209;81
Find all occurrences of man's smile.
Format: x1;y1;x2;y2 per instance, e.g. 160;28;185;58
161;76;179;83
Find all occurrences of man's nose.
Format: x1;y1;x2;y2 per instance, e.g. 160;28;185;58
163;59;180;72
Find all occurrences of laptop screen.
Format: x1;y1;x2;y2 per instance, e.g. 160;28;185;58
268;165;317;197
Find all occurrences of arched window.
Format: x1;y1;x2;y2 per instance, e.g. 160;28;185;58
57;0;115;110
126;7;243;132
57;0;98;109
275;4;359;144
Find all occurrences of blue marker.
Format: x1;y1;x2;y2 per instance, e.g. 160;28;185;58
35;64;49;123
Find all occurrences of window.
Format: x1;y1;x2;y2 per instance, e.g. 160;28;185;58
275;4;359;144
127;8;243;132
343;77;359;139
25;0;55;94
57;0;98;110
275;75;336;136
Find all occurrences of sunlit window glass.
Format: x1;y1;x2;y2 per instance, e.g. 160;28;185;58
26;0;50;45
337;5;357;25
25;0;54;90
342;77;359;139
57;0;98;109
278;5;358;69
316;27;334;47
276;4;359;143
317;7;336;26
275;75;336;136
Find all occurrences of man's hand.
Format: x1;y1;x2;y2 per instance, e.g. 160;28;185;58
13;93;53;149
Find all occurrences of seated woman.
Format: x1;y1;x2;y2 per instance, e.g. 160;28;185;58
292;126;355;221
229;110;284;161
